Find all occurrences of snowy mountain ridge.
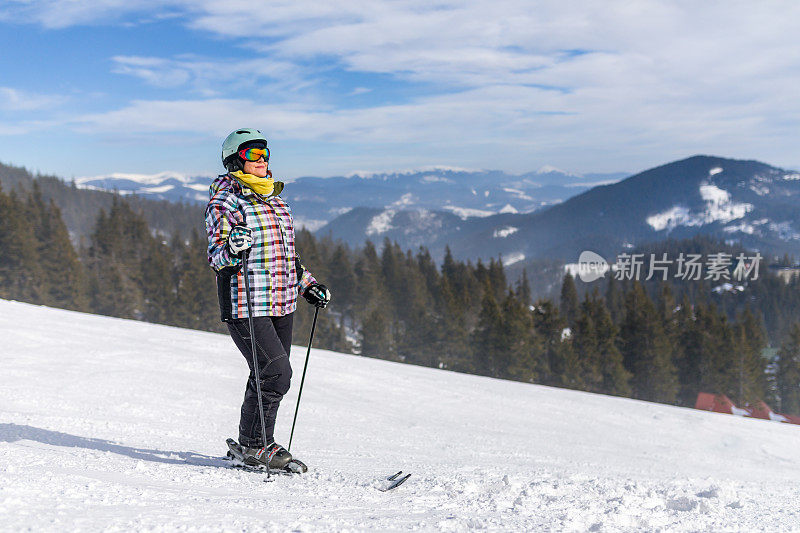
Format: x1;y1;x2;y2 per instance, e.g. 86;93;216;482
319;156;800;268
73;166;628;232
2;299;799;530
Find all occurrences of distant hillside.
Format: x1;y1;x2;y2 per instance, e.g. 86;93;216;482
318;156;800;267
72;166;628;231
0;162;203;243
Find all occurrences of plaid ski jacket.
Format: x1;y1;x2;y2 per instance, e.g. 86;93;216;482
205;173;316;320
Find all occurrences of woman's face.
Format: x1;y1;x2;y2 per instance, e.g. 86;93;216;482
243;156;268;178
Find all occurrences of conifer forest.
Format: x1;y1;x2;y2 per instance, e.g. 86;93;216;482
2;180;800;415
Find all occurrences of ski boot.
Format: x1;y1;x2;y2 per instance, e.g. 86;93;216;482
241;442;293;469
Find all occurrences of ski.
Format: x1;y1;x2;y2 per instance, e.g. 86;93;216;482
378;470;411;492
224;438;307;475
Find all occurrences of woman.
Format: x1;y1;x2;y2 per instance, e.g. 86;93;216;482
205;128;331;469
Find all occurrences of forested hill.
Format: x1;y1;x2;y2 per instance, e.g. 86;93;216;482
3;177;800;414
0;161;202;243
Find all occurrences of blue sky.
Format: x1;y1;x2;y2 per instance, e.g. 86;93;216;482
1;1;798;180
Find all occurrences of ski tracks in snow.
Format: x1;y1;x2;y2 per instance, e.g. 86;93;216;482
3;300;800;531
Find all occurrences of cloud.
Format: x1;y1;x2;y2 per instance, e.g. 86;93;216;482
5;1;800;173
0;0;182;28
110;55;310;96
0;87;65;111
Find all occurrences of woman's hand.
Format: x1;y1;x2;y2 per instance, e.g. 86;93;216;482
227;225;253;257
303;283;331;308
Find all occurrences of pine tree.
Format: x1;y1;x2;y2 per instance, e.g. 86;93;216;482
776;324;800;415
356;241;395;359
140;237;175;324
573;291;631;395
619;282;678;403
326;243;357;328
504;292;545;383
515;269;531;307
559;273;579;328
488;257;507;302
0;186;42;302
733;307;768;405
174;230;221;331
35;195;88;311
532;299;573;388
471;285;506;377
604;276;625;324
674;294;703;406
573;294;601;390
591;294;631;396
85;198;151;319
360;304;393;359
437;271;473;373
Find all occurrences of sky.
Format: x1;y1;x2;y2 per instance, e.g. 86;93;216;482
0;0;798;180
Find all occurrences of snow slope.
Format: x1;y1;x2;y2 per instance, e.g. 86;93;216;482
1;300;799;531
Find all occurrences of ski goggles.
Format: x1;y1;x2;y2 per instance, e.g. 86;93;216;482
238;147;270;162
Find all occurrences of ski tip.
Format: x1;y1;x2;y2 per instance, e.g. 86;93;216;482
378;472;411;492
285;459;308;474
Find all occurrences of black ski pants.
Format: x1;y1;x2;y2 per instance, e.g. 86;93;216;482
226;313;293;448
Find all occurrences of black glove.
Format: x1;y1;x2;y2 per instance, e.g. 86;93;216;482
227;225;253;257
303;283;331;308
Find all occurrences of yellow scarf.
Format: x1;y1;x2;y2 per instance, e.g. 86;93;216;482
232;170;275;196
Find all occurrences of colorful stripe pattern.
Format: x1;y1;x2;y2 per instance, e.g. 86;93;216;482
205;173;316;319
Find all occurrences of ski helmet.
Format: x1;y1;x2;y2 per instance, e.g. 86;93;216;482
221;128;268;172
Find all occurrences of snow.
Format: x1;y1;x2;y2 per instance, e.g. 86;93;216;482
493;226;519;238
75;171;196;186
2;299;800;531
499;203;518;214
699;184;752;222
565;179;620;188
501;188;534;201
141;184;175;194
646;205;693;232
366;209;396;235
537;164;576;176
441;205;495;220
782;173;800;181
420;175;454;184
501;252;525;266
346;165;477;179
709;167;723;176
723;222;756;235
391;193;416;207
646;184;753;232
712;283;746;294
768;221;800;241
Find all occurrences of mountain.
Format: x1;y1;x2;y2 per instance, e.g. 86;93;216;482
4;298;799;530
75;171;211;203
74;167;628;231
319;156;800;265
0;162;202;242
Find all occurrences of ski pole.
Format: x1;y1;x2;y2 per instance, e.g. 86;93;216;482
288;305;320;452
242;249;271;480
